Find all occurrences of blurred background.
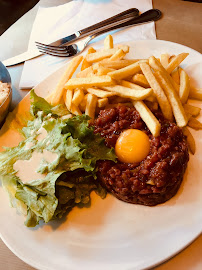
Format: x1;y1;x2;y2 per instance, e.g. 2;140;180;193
1;0;202;36
0;0;39;35
0;0;73;35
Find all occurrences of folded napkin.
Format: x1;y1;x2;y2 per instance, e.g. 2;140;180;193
20;0;156;89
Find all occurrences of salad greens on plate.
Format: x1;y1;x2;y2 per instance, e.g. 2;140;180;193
0;90;116;227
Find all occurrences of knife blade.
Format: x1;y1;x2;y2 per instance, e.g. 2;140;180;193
3;32;84;66
3;8;139;67
2;32;84;66
2;50;41;67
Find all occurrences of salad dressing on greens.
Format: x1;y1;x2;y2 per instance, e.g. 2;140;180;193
0;90;116;227
13;150;58;183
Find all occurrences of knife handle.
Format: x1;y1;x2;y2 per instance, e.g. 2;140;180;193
78;8;139;37
89;9;162;39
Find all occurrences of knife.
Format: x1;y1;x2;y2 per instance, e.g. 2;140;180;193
3;8;139;67
3;50;41;67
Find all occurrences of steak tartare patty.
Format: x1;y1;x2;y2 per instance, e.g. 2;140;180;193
93;106;189;206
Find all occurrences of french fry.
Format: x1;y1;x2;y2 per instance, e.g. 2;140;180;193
140;62;173;121
108;61;146;80
104;34;113;49
179;69;190;104
189;87;202;101
154;71;188;127
186;112;192;121
145;95;157;103
102;85;153;100
160;54;170;68
87;47;96;53
63;89;73;111
183;104;201;117
92;63;115;75
169;55;176;62
106;102;132;109
97;67;115;76
171;68;180;85
81;47;96;71
120;80;156;102
61;114;73;120
188;117;202;130
166;53;189;74
145;101;158;111
86;87;116;98
86;46;129;63
121;80;146;90
71;104;82;116
111;45;129;53
97;98;108;108
47;55;83;106
97;59;138;69
131;73;150;88
45;91;55;103
110;49;125;61
149;56;180;93
85;94;97;122
76;66;95;78
109;96;130;104
72;89;85;106
182;127;196;154
79;94;88;112
133;101;161;137
65;76;114;89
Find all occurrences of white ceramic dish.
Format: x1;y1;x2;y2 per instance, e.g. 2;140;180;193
0;40;202;270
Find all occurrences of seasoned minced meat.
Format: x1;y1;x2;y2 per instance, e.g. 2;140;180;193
93;106;189;206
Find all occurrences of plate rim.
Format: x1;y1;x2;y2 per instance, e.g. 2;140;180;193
0;39;202;270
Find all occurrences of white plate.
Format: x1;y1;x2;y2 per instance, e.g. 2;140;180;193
0;40;202;270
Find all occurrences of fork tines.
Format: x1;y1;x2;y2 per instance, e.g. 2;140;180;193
35;42;71;57
35;42;66;51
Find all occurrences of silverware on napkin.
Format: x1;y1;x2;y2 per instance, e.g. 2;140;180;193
36;9;162;58
2;8;139;67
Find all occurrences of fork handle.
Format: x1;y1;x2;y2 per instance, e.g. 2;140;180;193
89;9;161;40
77;8;139;37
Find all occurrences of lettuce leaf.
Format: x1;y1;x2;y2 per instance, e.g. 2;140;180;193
30;89;69;117
0;91;116;227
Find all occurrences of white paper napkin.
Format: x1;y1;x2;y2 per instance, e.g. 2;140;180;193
20;0;156;89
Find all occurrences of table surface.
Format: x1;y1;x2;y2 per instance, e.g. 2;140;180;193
0;0;202;269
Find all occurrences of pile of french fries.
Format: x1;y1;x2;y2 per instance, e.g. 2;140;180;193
46;35;202;155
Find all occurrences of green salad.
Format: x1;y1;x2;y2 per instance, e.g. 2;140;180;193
0;90;116;227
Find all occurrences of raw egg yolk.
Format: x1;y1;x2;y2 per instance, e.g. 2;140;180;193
115;129;150;163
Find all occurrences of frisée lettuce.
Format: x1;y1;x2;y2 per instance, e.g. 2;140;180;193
0;90;116;227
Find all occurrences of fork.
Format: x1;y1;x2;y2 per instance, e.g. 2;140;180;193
36;9;161;58
35;8;139;52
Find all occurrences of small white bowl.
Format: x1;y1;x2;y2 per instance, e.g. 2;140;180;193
0;61;12;125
